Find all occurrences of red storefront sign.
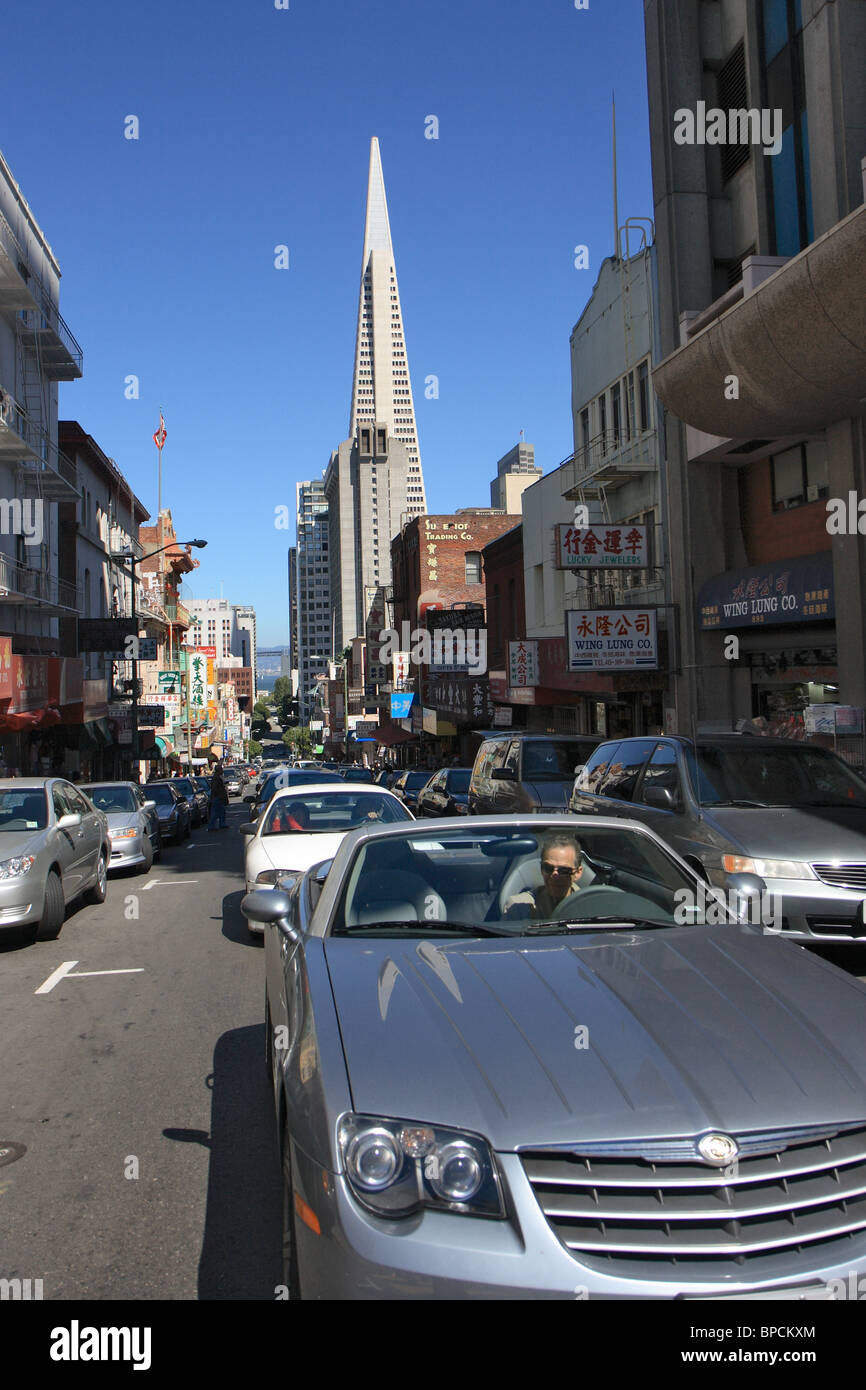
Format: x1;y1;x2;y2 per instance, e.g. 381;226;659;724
0;637;12;702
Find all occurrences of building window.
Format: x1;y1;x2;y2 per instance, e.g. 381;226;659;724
638;361;650;432
770;439;829;510
599;393;607;452
761;0;812;254
717;42;751;183
611;382;622;447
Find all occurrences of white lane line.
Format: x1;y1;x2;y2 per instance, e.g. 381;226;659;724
142;878;200;890
36;961;143;994
34;960;78;994
67;968;144;979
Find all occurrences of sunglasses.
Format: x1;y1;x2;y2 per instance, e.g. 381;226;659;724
541;861;580;877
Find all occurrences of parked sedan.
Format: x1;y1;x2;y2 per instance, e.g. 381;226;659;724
0;778;109;941
171;776;209;827
416;767;472;818
240;784;412;927
244;813;866;1299
391;768;433;811
82;782;160;873
340;765;375;783
145;780;192;844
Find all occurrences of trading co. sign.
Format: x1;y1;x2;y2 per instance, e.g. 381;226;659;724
566;609;658;671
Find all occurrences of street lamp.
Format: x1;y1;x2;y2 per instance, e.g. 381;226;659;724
110;539;207;776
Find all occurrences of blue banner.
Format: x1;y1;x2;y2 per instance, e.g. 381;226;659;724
390;692;414;718
698;551;834;630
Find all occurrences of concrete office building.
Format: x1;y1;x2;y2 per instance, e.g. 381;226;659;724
185;598;257;689
325;138;427;651
233;605;257;698
490;442;542;512
644;0;866;734
294;479;332;719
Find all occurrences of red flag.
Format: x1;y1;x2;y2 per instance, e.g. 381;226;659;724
153;412;167;449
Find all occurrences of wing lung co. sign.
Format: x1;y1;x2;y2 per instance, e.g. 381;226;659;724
566;609;658;671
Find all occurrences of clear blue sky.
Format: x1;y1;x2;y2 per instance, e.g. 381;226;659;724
2;0;653;646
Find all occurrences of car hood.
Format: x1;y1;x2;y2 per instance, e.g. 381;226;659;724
525;779;571;808
104;812;139;830
325;927;866;1151
0;828;46;855
255;832;350;875
704;805;866;860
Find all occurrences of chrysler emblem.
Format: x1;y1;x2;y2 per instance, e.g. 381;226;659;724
698;1133;739;1166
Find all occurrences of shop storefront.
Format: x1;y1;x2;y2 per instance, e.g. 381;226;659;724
698;552;838;735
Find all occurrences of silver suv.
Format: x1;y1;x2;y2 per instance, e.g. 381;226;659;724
469;734;601;815
570;734;866;944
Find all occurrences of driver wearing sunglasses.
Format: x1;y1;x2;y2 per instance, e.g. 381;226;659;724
506;831;585;920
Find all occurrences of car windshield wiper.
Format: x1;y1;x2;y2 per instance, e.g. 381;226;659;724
338;919;510;937
526;915;676;934
701;799;769;808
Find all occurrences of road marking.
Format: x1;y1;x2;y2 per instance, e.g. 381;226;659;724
35;960;78;994
142;878;200;890
35;962;144;995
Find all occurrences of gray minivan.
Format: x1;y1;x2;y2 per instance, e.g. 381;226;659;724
469;733;601;815
570;733;866;944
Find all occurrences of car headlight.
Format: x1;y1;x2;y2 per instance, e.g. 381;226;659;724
0;855;35;880
109;828;138;840
255;869;286;885
721;855;816;880
338;1114;504;1219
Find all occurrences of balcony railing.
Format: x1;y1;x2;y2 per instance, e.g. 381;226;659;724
0;209;83;376
0;550;80;611
562;429;657;496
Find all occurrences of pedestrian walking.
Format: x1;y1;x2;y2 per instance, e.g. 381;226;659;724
208;762;228;830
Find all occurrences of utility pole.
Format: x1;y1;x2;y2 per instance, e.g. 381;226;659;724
130;552;140;779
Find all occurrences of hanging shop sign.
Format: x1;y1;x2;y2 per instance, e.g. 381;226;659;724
566;609;658;671
555;524;648;569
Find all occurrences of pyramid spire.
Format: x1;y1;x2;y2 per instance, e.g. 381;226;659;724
361;136;394;264
347;140;426;515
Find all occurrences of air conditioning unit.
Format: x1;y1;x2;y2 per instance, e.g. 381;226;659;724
806;484;819;502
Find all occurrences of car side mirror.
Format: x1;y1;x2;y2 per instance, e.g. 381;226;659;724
241;888;294;928
143;800;156;810
57;812;82;829
239;823;256;837
643;785;678;811
491;767;516;781
724;871;770;925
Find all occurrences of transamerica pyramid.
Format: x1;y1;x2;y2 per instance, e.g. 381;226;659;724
348;137;427;513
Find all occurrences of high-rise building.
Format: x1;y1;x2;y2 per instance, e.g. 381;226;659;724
185;598;257;693
325;138;428;651
295;480;331;719
490;442;542;511
233;605;257;698
644;0;866;730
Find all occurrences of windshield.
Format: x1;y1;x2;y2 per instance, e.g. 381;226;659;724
0;788;48;831
175;779;197;796
262;792;411;835
330;822;721;937
447;770;471;793
403;772;430;789
522;741;584;780
86;786;137;814
693;744;866;808
147;784;176;805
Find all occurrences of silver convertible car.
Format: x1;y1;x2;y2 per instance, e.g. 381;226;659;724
0;778;110;941
243;814;866;1300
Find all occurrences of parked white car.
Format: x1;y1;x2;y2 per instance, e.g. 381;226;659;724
240;783;413;932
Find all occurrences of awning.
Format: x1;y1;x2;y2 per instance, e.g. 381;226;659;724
698;551;835;630
376;725;421;746
155;736;174;756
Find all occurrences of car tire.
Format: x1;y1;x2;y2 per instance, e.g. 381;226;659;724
153;834;162;863
138;838;154;874
85;851;108;905
35;870;65;941
280;1116;302;1301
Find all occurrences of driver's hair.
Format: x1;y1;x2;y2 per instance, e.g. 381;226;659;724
538;831;582;865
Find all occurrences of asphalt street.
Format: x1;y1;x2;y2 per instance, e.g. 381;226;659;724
1;795;281;1301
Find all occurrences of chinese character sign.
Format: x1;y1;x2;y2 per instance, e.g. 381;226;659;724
556;524;647;569
566;609;658;670
508;640;539;687
189;655;206;708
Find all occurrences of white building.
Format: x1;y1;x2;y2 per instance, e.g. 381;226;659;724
0;148;83;655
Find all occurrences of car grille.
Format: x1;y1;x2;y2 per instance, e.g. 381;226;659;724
522;1124;866;1271
812;862;866;891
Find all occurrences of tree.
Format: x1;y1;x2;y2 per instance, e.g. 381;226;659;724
282;726;313;757
247;739;263;758
272;675;292;705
